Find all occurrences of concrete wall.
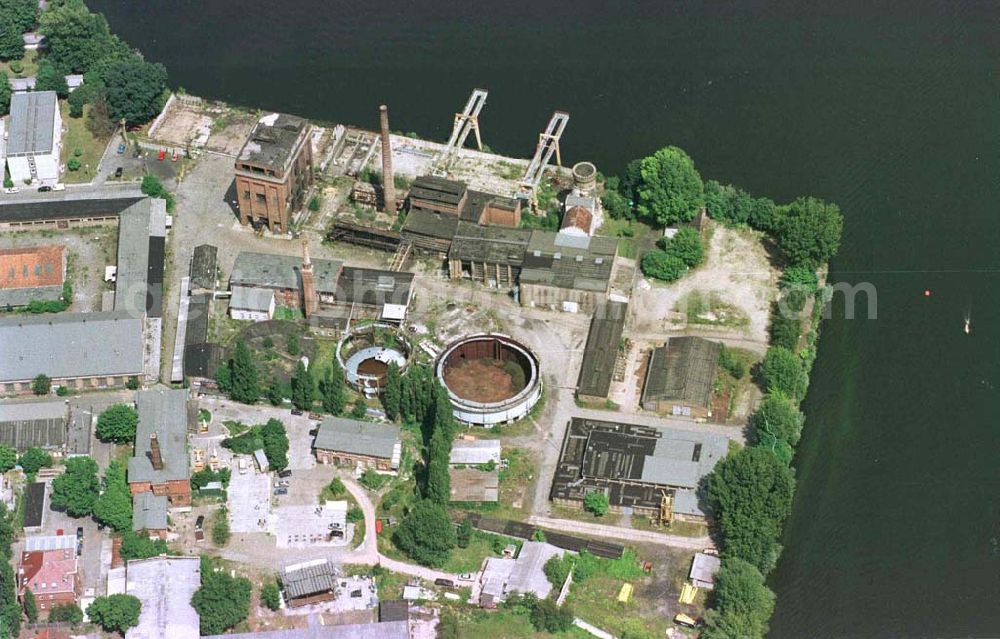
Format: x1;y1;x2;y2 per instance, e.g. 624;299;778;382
520;283;606;315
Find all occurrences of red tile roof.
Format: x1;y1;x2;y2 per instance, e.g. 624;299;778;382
561;206;593;233
19;548;78;597
0;245;65;290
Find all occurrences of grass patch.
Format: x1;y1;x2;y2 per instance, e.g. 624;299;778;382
441;529;521;574
60;102;111;184
441;608;558;639
0;50;38;77
563;550;665;639
677;290;750;328
222;420;250;436
273;305;302;321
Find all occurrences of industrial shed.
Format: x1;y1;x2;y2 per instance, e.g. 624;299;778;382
189;244;218;291
576;301;628;401
0;400;67;450
280;558;339;607
519;231;618;314
447;222;531;288
641;336;722;418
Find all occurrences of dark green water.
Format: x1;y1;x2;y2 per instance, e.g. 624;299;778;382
92;1;1000;635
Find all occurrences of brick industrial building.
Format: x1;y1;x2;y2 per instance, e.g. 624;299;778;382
313;417;401;472
235;113;314;233
18;536;80;615
128;388;193;506
0;244;66;308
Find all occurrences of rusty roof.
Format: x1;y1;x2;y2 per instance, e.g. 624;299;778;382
0;245;65;290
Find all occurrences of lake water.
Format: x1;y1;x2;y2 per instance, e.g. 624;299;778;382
91;1;1000;635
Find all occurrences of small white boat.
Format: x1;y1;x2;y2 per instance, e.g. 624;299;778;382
964;315;971;335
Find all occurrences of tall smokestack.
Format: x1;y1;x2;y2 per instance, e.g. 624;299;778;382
300;238;318;318
379;104;395;212
149;433;163;471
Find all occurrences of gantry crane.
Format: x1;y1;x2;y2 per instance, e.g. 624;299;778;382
432;88;488;177
518;111;569;206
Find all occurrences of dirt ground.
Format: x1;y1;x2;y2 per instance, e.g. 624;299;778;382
0;224;118;312
631;222;778;345
443;358;519;403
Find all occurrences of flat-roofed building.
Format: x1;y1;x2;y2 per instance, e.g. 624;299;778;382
550;417;728;520
124;556;201;639
689;552;721;589
449;468;499;503
449;439;501;466
132;491;169;539
0;245;66;308
313;417;400;472
189;244;218;292
229;286;275;321
235;113;313;233
519;231;618;314
0;400;67;451
4;91;62;186
641;336;722;419
0;311;144;394
478;541;564;608
127;388;192;506
576;301;628;402
23;482;47;531
408;175;468;216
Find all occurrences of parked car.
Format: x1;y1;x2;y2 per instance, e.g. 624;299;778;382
2;187;18;194
434;578;456;588
673;614;700;629
117;142;126;154
37;185;51;192
278;480;290;487
76;527;84;540
114;167;123;178
291;408;303;416
278;469;292;479
195;516;205;531
274;487;288;496
157;149;166;161
308;428;319;437
172;150;179;162
308;412;322;420
195;529;205;542
458;573;474;582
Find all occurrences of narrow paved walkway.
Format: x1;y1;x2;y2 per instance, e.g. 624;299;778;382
528;515;714;551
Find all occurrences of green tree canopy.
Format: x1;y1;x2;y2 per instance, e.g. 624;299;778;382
584;491;609;516
0;559;19;637
192;556;252;635
96;404;139;443
260;581;281;611
424;426;452;505
35;60;69;97
260;418;289;472
529;597;575;633
0;447;16;473
660;227;705;268
702;557;776;639
48;603;84;624
102;57;168;126
641;249;687;282
774;197;844;268
93;460;133;532
321;360;346;415
87;594;141;634
382;362;401;421
635;146;704;225
393;500;456;567
38;2;118;74
760;346;805;398
0;72;10;117
51;456;100;517
22;588;37;623
290;361;315;411
1;0;37;35
17;448;53;475
119;530;167;561
0;503;15;559
0;25;24;62
708;447;795;572
751;393;805;451
32;374;51;396
228;339;260;404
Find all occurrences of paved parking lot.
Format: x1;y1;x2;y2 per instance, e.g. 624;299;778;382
228;463;271;533
271;502;354;549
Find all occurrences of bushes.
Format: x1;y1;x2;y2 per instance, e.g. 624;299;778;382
583;491;609;517
67;157;81;171
543;554;574;589
702;558;776;639
192;555;251;635
96;404;139;443
212;508;230;546
119;531;167;561
222;418;288;471
768;314;802;351
140;174;176;212
359;469;389;491
261;581;281;611
760;347;806;398
393;500;456;567
641;250;687;282
31;374;51;395
719;346;747;380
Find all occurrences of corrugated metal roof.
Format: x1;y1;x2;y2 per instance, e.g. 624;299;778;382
313;417;400;460
449;439;502;465
230;286;274;312
281;558;339;600
230;251;342;293
576;301;628;398
641;336;722;408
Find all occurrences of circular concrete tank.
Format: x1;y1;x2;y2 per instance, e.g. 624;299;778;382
572;161;598;193
337;323;410;396
435;333;542;427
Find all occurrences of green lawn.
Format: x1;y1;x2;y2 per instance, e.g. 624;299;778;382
61;102;112;184
0;50;39;78
441;530;521;574
676;290;750;328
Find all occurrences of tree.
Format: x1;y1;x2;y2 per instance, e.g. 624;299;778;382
260;581;281;611
38;2;117;73
350;399;368;419
0;25;20;64
321;361;346;415
0;0;37;38
661;227;705;267
212;508;230;546
285;333;300;356
0;72;10;117
290;361;314;411
191;556;252;635
749;196;779;233
752;393;804;450
393;500;456;567
584;491;609;516
18;447;53;476
87;594;142;634
51;456;100;517
544;554;574;589
0;447;15;473
635;146;704;225
760;347;805;398
68;84;88;117
48;603;84;625
36;60;69;97
93;460;133;532
0;559;18;638
424;427;451;505
102;57;168;126
85;94;116;138
456;518;472;548
32;374;51;395
702;558;776;639
260;418;289;472
22;588;36;623
119;531;167;561
601;185;632;220
0;504;14;558
529;597;575;633
96;404;139;443
641;249;687;282
228;339;260;404
67;157;81;172
215;361;232;394
773;197;843;268
382;362;401;421
307;195;320;212
708;447;795;572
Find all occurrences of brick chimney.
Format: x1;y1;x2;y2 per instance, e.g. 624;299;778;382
301;238;318;318
379;104;395;212
149;433;163;471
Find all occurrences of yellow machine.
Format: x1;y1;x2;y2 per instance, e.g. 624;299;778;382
617;583;633;603
678;583;698;604
659;490;674;527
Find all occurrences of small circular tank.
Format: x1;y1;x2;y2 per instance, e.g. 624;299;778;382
572;161;598;193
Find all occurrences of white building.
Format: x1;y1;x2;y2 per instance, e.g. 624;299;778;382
229;285;275;321
124;556;201;639
4;91;62;186
449;438;502;466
